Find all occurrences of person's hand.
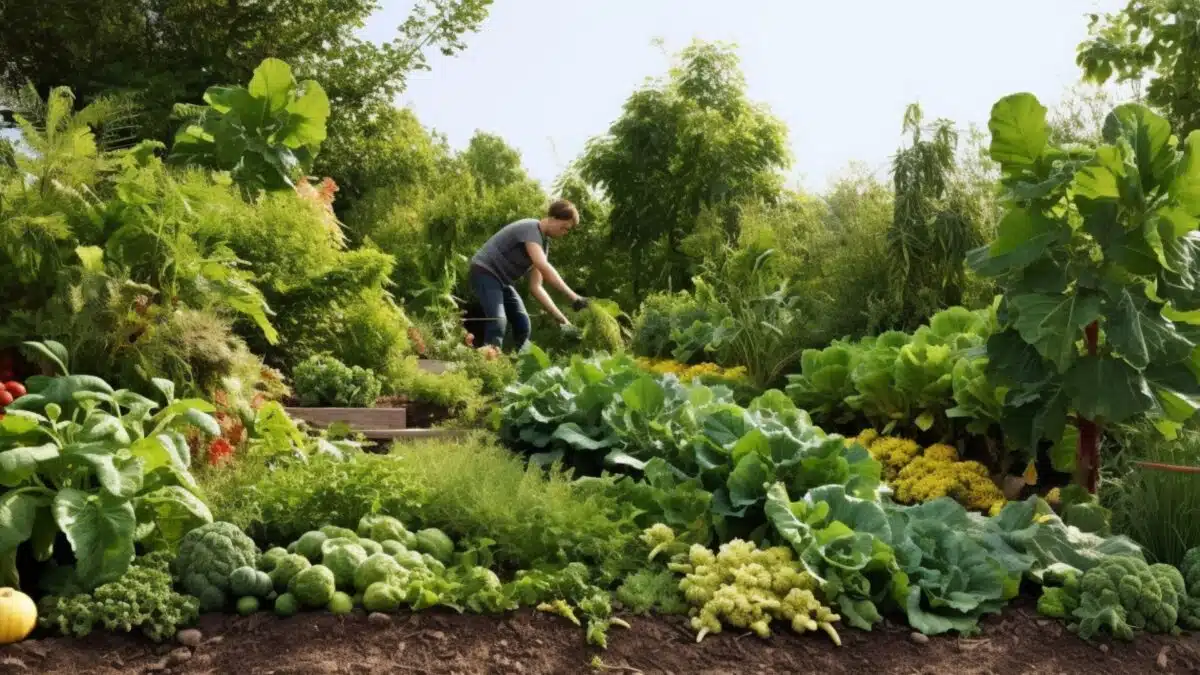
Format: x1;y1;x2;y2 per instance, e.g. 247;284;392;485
571;296;590;311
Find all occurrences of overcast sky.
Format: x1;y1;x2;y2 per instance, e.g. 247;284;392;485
361;0;1127;193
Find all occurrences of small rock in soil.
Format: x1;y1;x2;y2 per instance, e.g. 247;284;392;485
910;632;929;645
1099;644;1109;653
166;647;193;667
203;636;224;646
176;628;202;648
428;630;446;641
1157;646;1170;670
144;658;168;673
368;612;392;625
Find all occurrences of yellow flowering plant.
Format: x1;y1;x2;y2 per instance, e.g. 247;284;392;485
635;358;749;387
856;431;1005;514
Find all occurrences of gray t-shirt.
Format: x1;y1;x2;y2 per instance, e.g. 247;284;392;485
470;218;549;285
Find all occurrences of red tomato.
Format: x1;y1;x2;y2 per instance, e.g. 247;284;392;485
0;391;11;407
3;382;24;398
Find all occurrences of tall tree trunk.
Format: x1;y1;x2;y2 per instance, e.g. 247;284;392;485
1076;321;1101;493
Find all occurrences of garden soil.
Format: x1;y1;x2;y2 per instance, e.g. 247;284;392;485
3;599;1199;675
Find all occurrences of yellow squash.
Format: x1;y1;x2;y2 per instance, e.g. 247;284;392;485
0;588;36;644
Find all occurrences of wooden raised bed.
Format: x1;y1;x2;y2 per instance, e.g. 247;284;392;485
284;406;407;431
284;360;468;443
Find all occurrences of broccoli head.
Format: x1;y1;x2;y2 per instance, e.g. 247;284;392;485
1071;555;1181;639
172;522;259;612
1182;547;1200;592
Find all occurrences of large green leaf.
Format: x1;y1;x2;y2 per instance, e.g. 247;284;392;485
727;453;770;508
1064;356;1156;423
1105;290;1194;369
135;486;213;548
0;490;44;553
71;447;144;499
970;208;1065;277
1158;231;1200;305
1000;385;1068;453
0;443;60;487
985;329;1051;389
21;340;69;375
1102;104;1176;193
279;81;330;149
550;423;610;451
1171;130;1200;216
53;489;137;589
730;428;770;464
203;85;257;116
1073;145;1123;203
1011;292;1103;372
989;93;1049;173
247;58;295;120
621;376;665;416
1144;362;1200;423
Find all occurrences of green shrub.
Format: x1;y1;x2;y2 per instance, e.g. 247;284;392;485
629;290;715;363
257;248;412;376
388;356;486;421
292;354;382;407
458;349;517;397
203;433;641;577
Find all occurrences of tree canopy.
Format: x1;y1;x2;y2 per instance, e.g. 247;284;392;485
579;40;791;299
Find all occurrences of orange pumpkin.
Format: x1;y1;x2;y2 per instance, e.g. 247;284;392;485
0;588;36;644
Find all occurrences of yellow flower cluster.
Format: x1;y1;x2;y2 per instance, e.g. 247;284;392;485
636;358;749;384
856;433;922;481
854;431;1005;514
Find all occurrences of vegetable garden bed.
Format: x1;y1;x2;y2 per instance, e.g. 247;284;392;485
3;600;1198;675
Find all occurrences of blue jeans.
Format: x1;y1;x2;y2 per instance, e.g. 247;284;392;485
469;265;530;351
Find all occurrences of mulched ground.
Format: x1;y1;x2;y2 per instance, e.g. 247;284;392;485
3;599;1199;675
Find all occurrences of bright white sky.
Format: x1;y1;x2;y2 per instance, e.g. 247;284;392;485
361;0;1127;193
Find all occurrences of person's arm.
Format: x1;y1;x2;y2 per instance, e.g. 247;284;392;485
525;241;579;300
526;242;581;325
529;268;570;325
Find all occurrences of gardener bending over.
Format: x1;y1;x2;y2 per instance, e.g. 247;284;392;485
468;199;589;351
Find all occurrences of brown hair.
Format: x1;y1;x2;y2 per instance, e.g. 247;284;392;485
547;199;579;223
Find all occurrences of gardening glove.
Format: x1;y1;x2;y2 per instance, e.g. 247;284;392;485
571;296;590;311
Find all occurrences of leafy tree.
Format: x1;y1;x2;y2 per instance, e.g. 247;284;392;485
886;104;990;331
1077;0;1200;135
970;92;1200;493
333;107;452;229
579;40;790;299
461;131;534;193
0;0;493;202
